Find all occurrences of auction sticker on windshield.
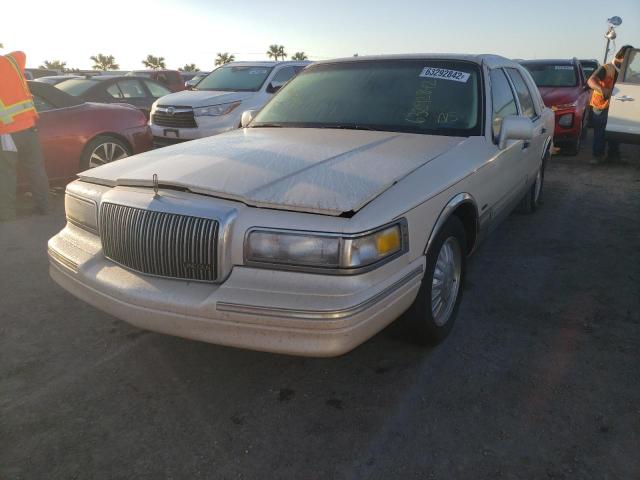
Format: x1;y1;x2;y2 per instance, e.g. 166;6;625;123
419;67;470;83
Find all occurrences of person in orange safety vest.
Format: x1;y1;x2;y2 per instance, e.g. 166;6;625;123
0;50;49;221
587;45;633;163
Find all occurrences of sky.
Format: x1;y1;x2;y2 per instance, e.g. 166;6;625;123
2;0;639;70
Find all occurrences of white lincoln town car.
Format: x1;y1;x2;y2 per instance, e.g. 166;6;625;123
49;55;554;357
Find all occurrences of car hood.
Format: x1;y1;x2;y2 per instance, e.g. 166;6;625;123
538;87;582;108
79;128;467;216
156;89;253;107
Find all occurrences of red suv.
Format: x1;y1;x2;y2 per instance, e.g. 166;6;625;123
126;70;185;92
521;58;590;155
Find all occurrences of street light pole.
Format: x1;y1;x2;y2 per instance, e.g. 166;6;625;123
603;16;622;63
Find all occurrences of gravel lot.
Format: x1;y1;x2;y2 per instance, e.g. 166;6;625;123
1;137;639;479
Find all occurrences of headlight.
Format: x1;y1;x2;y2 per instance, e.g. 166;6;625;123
65;192;98;233
193;101;241;117
244;221;407;272
558;113;574;127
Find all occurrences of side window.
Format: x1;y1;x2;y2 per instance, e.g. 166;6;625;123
33;94;55;112
490;69;518;141
144;80;171;98
106;84;124;99
270;67;297;88
506;68;537;119
623;49;640;84
156;73;169;85
116;79;146;98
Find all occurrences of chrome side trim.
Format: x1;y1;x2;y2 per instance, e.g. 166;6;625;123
216;265;424;320
48;246;79;273
424;193;478;255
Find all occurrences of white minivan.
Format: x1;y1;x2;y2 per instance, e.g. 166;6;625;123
606;47;640;144
150;61;310;147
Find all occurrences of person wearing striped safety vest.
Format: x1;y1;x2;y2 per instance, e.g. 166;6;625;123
586;45;633;163
0;50;49;221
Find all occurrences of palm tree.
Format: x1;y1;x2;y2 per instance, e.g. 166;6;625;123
277;45;287;61
90;54;119;71
39;60;67;71
291;52;308;61
267;44;281;61
215;52;235;66
142;54;166;70
179;63;199;72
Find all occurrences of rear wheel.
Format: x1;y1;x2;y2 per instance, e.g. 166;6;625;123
81;136;131;170
402;216;467;345
521;157;546;213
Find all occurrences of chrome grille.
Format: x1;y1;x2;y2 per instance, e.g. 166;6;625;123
152;107;197;128
100;203;218;282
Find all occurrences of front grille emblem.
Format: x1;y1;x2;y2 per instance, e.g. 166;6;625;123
167;107;175;115
153;173;159;197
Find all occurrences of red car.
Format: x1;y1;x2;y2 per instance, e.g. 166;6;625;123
126;70;185;92
24;81;152;187
521;58;591;154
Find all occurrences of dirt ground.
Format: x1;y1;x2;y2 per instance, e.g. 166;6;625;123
1;135;639;479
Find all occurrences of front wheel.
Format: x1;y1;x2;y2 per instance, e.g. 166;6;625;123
402;216;467;345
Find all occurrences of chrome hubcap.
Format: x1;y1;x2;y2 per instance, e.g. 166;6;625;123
89;142;128;169
534;168;542;203
431;237;462;327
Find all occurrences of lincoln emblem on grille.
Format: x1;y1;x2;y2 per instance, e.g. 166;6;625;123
167;107;175;115
153;173;159;197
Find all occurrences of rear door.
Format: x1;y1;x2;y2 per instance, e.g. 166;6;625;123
607;48;640;142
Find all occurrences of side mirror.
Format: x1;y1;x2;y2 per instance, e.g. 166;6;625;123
498;115;534;150
241;110;258;128
266;82;282;94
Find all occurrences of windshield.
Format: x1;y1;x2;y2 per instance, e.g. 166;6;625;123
195;65;274;91
522;63;578;87
56;79;99;96
252;60;482;136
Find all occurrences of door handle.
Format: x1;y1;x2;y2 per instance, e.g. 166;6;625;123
522;141;530;150
540;127;547;134
615;96;634;102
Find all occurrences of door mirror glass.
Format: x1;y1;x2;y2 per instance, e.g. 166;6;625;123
498;115;534;150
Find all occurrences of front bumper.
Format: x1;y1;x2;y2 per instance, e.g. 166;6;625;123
48;224;424;357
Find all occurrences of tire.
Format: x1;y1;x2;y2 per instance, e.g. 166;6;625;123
81;136;131;170
402;216;467;345
520;158;546;214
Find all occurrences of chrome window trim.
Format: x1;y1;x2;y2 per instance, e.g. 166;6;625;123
216;264;423;320
243;218;409;275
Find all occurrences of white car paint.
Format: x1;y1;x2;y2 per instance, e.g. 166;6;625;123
149;61;310;142
49;54;554;357
607;48;640;141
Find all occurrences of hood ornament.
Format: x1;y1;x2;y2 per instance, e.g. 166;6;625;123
153;173;159;197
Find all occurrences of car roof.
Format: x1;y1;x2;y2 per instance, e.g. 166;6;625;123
311;53;520;69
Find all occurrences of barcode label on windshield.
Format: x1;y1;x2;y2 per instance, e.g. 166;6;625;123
554;66;574;70
419;67;470;83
